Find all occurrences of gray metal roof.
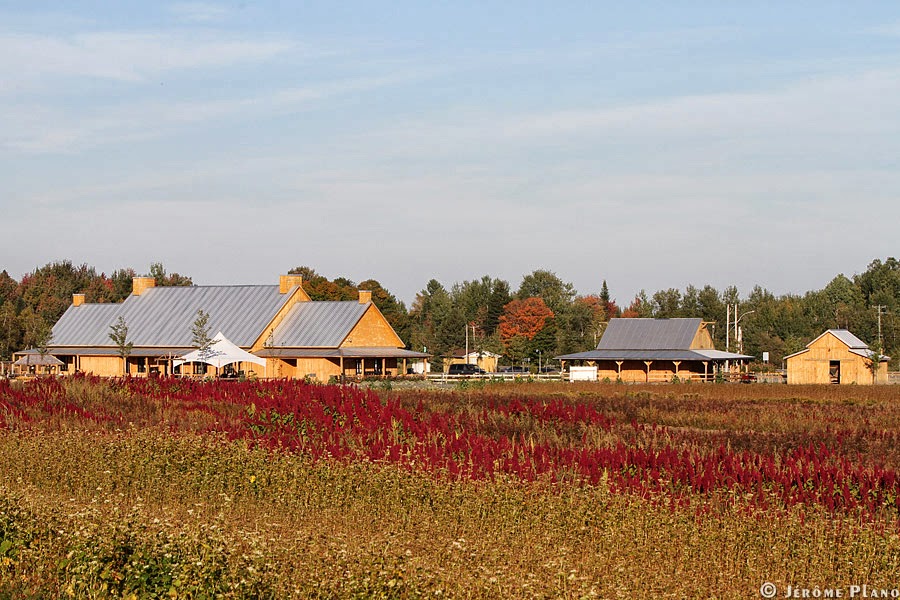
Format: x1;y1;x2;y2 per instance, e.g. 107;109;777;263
18;347;191;357
51;303;121;347
51;285;292;348
825;329;869;349
786;329;877;361
270;301;369;348
597;318;703;350
849;348;890;361
555;349;752;362
257;347;430;358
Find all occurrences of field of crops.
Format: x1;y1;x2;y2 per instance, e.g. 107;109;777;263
2;376;900;598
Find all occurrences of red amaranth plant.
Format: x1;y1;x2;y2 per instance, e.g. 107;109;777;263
2;375;900;522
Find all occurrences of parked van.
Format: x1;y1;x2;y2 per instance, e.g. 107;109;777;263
448;363;487;376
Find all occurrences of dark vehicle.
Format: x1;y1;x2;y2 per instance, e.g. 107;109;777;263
448;363;487;376
740;373;757;384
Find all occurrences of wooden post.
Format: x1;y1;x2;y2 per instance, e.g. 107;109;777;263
644;361;653;383
703;361;709;382
616;361;623;380
381;357;386;378
402;358;407;377
340;355;344;384
673;361;681;377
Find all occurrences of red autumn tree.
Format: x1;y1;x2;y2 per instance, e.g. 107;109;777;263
498;297;554;343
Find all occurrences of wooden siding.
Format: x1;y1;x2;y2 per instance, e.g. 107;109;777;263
447;355;499;373
593;359;712;383
341;305;404;348
690;323;715;350
79;356;125;377
249;285;312;351
786;331;887;384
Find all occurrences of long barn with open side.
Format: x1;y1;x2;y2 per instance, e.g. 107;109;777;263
14;275;428;381
555;318;753;382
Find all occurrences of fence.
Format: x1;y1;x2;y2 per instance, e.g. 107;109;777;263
426;372;565;384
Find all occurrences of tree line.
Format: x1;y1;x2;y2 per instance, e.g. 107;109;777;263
2;259;899;370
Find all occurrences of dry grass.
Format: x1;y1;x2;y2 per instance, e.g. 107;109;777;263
3;378;900;598
1;431;899;598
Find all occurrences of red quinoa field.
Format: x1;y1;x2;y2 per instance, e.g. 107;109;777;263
2;376;900;598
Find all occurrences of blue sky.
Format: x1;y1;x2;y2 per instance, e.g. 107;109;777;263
3;2;899;306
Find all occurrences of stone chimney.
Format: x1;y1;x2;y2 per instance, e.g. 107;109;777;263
72;293;85;307
279;274;304;294
358;290;372;304
132;276;156;296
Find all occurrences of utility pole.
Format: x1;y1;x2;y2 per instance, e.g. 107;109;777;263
725;304;730;352
465;322;477;365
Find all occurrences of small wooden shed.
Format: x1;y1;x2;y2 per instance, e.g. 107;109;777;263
785;329;888;385
446;350;501;374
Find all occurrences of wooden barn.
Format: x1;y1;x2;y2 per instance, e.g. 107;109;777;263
784;329;888;385
13;275;428;381
555;318;752;382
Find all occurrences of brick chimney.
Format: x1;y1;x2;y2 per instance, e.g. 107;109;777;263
72;293;85;307
132;276;156;296
279;274;304;294
358;290;372;304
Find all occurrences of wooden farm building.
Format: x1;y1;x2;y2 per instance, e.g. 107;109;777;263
445;350;501;373
555;318;753;382
784;329;888;385
13;275;428;381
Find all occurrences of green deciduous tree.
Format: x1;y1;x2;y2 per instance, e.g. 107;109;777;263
191;309;215;359
108;316;133;375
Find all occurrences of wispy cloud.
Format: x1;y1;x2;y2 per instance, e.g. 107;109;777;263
0;30;293;90
168;2;233;24
2;69;427;153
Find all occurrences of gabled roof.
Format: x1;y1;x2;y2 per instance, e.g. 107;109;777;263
820;329;868;349
597;318;703;350
51;285;293;348
51;303;121;346
555;317;754;362
268;301;370;348
784;329;889;361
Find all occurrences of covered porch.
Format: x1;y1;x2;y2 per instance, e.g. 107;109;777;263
556;349;754;383
256;347;430;381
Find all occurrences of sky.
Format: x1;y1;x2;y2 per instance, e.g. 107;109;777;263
2;2;900;307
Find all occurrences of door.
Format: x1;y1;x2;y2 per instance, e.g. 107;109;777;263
829;360;840;384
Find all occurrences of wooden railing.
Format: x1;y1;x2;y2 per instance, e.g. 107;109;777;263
426;372;565;383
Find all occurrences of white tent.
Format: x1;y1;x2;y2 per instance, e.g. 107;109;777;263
173;332;266;370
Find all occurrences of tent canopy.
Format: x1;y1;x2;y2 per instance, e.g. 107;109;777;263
173;332;266;369
14;353;64;367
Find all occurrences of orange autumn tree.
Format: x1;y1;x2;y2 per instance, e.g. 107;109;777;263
498;297;555;362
